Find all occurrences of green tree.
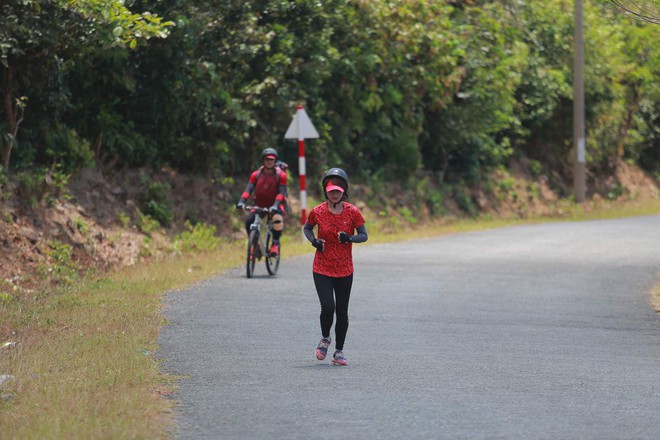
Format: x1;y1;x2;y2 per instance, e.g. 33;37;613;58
420;1;525;183
501;0;659;183
1;0;657;194
0;0;172;173
319;1;466;180
586;5;659;176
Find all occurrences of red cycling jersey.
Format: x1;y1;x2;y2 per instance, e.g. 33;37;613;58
307;202;365;277
242;166;287;209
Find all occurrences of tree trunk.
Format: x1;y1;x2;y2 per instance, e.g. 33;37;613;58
615;86;639;173
2;66;17;172
94;131;103;160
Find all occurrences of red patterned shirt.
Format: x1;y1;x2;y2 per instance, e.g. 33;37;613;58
307;202;365;277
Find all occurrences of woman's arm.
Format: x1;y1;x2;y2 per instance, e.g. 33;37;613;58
302;222;316;243
303;222;325;251
351;224;368;243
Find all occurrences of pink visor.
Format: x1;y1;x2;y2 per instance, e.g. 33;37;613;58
325;182;345;193
264;154;276;159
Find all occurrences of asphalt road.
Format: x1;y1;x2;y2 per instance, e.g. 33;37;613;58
159;215;660;440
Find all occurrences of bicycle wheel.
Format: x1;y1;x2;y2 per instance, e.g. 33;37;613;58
246;230;259;278
265;229;280;276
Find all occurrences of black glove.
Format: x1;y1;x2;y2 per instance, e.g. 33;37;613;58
338;232;352;244
311;238;324;251
236;200;245;210
269;204;278;214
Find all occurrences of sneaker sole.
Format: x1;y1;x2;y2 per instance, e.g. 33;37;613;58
331;359;347;366
315;349;327;360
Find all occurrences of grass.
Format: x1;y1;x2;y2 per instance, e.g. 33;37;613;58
0;246;247;439
651;283;660;314
0;198;659;439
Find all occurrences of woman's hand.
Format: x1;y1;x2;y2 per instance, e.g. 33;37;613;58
312;238;325;252
338;232;352;244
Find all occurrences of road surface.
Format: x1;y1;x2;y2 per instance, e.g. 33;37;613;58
159;215;660;439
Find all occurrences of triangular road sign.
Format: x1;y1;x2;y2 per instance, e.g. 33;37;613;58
285;106;319;139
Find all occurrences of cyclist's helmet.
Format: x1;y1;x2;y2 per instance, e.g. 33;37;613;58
322;167;349;201
261;147;278;160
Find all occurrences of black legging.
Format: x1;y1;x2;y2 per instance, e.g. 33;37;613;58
313;272;353;351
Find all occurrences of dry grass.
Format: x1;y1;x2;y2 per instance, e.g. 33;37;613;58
651;283;660;314
0;243;247;439
0;198;658;439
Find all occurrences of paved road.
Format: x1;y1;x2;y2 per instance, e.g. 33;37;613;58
159;215;660;439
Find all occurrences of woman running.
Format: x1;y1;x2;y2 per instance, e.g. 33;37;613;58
302;167;368;366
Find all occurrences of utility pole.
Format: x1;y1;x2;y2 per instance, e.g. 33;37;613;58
573;0;586;202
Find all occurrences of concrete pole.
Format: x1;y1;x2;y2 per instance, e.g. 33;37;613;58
573;0;586;203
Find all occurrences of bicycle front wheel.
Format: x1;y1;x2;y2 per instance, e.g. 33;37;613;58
246;230;258;278
265;230;280;276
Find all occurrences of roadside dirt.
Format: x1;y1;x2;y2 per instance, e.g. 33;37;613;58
0;161;657;298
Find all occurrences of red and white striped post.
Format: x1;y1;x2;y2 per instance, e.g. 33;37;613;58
297;109;307;224
285;105;319;235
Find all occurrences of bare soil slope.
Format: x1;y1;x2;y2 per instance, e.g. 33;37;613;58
1;162;657;296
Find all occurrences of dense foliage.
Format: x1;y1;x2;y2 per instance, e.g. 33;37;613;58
1;0;658;190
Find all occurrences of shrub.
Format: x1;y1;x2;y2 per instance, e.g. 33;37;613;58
15;170;48;207
144;181;173;227
400;207;418;225
44;126;94;173
14;167;71;207
137;212;160;235
174;221;222;253
428;191;444;216
40;241;79;286
118;212;131;228
451;184;478;217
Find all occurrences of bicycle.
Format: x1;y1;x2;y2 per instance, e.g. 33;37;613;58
243;206;280;278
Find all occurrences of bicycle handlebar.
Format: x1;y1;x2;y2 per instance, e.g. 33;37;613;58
243;206;271;214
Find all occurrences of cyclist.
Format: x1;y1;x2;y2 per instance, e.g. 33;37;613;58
236;147;288;257
302;167;368;366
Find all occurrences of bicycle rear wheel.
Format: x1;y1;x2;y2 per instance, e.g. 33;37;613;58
246;230;258;278
265;230;280;276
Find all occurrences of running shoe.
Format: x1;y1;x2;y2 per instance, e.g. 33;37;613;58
332;350;347;366
315;337;331;360
269;243;279;257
